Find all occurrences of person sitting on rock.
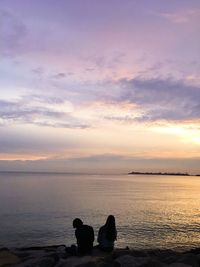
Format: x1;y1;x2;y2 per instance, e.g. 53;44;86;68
97;215;117;252
73;218;94;255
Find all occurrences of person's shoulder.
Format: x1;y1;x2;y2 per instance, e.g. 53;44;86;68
99;225;106;233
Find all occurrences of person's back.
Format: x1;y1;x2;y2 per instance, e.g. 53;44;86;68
97;215;117;252
73;218;94;255
98;225;115;251
75;224;94;254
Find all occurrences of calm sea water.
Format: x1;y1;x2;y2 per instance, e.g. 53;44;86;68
0;172;200;250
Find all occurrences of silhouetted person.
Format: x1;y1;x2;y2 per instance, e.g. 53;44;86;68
73;218;94;255
97;215;117;252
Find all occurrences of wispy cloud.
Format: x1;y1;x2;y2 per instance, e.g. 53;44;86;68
113;77;200;122
2;75;199;127
51;73;66;79
159;9;200;24
0;98;90;129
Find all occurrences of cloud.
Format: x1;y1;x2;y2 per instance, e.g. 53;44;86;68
114;77;200;122
0;98;90;129
159;9;200;24
84;51;126;72
35;121;88;129
1;71;200;126
51;73;66;79
104;115;138;123
0;154;200;174
32;67;44;76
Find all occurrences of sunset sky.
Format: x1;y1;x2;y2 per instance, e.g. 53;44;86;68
0;0;200;173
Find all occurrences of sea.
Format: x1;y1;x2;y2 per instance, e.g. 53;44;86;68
0;172;200;250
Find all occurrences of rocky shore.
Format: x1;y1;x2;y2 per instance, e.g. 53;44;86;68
1;245;200;267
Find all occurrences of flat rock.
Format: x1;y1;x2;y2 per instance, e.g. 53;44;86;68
114;254;150;267
112;249;131;259
0;251;21;267
177;253;199;267
9;256;57;267
55;256;102;267
168;263;193;267
0;248;9;252
76;262;97;267
139;259;167;267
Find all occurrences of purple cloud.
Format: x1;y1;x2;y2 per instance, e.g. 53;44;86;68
113;77;200;122
52;73;66;79
0;99;90;129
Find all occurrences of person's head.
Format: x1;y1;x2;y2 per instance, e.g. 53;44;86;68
105;215;115;228
73;218;83;228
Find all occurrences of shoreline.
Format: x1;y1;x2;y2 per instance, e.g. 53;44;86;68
1;245;200;267
128;171;200;176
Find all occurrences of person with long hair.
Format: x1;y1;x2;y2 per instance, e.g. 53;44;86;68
97;215;117;252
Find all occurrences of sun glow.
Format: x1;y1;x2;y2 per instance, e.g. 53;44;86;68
0;154;48;161
154;123;200;146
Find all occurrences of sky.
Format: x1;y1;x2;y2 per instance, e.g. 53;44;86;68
0;0;200;174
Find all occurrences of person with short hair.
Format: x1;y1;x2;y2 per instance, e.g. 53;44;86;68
97;215;117;252
73;218;94;255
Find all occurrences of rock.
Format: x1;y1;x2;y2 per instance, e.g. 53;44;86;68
161;255;180;265
112;248;131;259
154;251;181;265
2;246;200;267
95;260;114;267
168;263;193;267
0;251;21;267
9;256;57;267
76;262;97;267
13;248;47;259
114;255;149;267
147;249;179;259
55;255;101;267
177;253;199;267
139;259;167;267
17;245;64;252
55;258;69;267
36;257;56;267
12;251;31;260
130;250;147;258
45;252;59;262
12;247;60;264
0;248;9;252
17;247;47;251
139;249;181;266
92;247;111;257
56;246;68;259
97;263;114;267
187;248;200;255
196;254;200;263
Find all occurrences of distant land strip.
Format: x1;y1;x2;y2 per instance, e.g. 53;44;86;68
128;171;200;176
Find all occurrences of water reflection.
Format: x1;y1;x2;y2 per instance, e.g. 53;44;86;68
0;173;200;249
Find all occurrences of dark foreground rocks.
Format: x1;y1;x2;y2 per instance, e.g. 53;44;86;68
1;246;200;267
